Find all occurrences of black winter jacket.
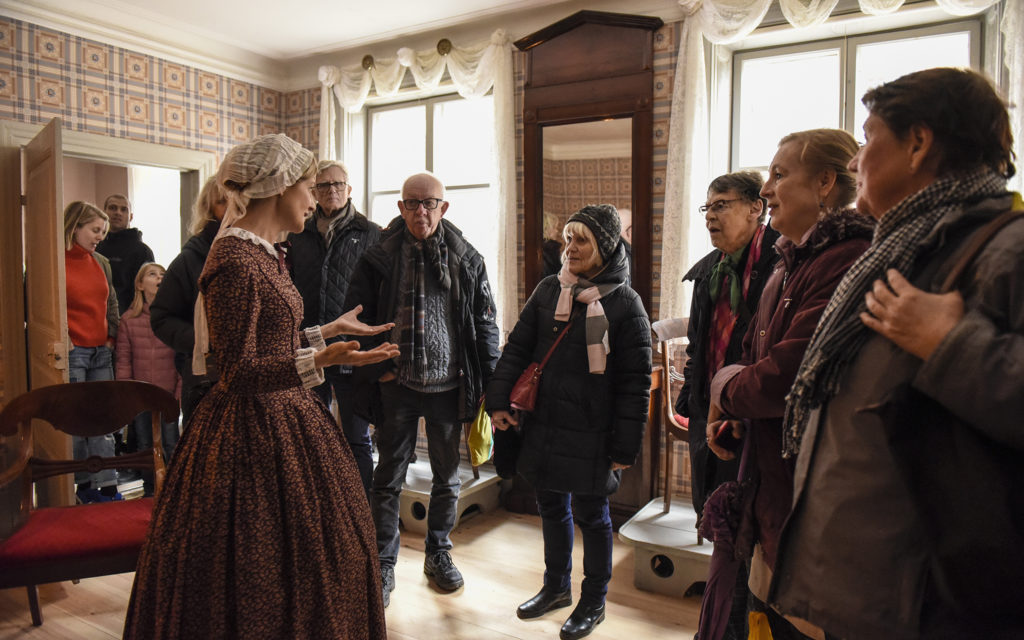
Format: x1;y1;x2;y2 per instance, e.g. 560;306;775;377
486;244;652;496
287;202;381;335
96;227;155;314
676;225;780;514
345;219;500;422
150;220;218;378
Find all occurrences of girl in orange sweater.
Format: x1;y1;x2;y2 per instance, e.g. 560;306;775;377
64;201;121;503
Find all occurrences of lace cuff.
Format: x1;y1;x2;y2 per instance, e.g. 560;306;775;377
304;326;327;351
295;347;324;389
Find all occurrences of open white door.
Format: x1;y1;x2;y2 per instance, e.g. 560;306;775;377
23;118;71;506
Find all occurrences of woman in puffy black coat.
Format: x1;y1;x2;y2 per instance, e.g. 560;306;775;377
150;176;225;426
487;204;651;640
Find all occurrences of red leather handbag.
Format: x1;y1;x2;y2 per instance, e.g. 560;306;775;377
509;317;574;412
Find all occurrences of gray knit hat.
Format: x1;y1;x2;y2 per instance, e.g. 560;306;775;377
568;204;621;262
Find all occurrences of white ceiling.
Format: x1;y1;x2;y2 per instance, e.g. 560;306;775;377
4;0;683;89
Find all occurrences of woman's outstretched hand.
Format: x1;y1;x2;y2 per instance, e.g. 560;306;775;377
323;305;395;338
491;409;518;431
861;269;964;360
314;340;400;369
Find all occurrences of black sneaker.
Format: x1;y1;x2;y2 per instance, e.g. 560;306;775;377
423;550;464;591
381;564;395;608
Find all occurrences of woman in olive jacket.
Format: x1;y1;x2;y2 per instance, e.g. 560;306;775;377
487;204;651;640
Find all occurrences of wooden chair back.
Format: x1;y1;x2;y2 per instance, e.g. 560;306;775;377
0;380;178;626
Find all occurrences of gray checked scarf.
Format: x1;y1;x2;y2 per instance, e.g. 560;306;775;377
396;226;450;382
782;166;1008;457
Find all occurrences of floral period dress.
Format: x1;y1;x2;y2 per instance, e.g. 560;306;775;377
124;230;386;639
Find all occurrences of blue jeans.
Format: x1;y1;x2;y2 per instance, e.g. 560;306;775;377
68;346;117;487
372;383;461;568
313;370;372;499
536;490;613;606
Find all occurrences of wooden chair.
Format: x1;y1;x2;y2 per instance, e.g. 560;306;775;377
0;380;178;626
651;319;695;526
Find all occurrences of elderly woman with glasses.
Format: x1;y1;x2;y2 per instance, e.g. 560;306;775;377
772;68;1024;640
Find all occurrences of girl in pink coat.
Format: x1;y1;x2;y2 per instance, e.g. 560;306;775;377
116;262;182;495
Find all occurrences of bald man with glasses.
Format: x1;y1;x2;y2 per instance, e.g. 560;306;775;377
287;160;382;499
345;171;500;608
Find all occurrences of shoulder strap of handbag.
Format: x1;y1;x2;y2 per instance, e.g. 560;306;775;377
536;314;575;372
939;196;1024;294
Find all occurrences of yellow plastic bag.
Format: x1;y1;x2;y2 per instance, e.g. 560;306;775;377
749;611;773;640
467;400;492;467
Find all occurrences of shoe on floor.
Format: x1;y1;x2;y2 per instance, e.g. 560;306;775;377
382;564;395;608
517;586;572;619
76;487;104;504
560;602;605;640
423;550;464;591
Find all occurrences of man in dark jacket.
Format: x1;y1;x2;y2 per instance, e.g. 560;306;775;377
96;194;155;314
288;160;381;497
345;172;500;608
677;172;780;518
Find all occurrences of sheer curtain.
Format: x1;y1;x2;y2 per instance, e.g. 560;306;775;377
661;0;1011;319
317;30;519;333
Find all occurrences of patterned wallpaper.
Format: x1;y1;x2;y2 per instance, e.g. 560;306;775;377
0;17;321;159
0;14;690;495
542;156;632;227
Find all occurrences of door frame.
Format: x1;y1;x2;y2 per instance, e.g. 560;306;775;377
1;120;217;179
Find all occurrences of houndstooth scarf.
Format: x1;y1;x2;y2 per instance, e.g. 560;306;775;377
555;261;622;374
782;167;1008;457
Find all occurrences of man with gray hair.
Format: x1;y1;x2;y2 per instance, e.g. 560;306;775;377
288;160;381;498
346;171;500;608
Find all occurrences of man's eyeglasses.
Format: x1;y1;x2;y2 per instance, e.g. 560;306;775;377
314;181;347;194
698;198;743;215
401;198;443;211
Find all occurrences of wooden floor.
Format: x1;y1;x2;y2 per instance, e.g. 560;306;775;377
0;508;700;639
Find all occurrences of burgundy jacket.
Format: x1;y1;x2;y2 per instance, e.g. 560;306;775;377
711;210;874;566
116;304;182;398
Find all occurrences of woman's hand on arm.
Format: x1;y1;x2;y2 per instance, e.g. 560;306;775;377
861;269;964;360
313;340;400;369
322;305;395;339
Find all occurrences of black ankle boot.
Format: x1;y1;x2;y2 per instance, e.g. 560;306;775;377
559;601;605;640
516;587;572;619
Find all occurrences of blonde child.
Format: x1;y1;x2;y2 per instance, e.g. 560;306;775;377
115;262;181;496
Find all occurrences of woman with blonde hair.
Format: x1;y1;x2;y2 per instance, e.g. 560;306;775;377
150;175;227;425
64;200;122;503
125;134;397;639
702;129;874;640
487;204;652;640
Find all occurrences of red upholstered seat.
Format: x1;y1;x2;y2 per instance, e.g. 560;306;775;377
0;380;177;626
0;498;154;571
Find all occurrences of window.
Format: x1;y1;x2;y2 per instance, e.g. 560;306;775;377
731;20;980;171
365;92;501;321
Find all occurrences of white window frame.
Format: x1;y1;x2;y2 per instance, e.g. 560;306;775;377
729;18;982;173
365;92;492;224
